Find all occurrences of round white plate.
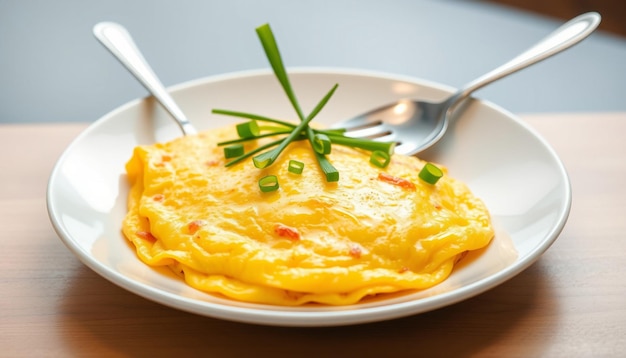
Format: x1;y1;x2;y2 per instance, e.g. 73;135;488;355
47;68;571;327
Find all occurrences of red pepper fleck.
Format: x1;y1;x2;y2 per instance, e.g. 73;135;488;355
398;267;409;274
349;245;362;259
434;203;442;210
154;154;172;167
187;220;206;234
274;224;300;241
136;231;156;242
153;194;165;202
377;172;416;190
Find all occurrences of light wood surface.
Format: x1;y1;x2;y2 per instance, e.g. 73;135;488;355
1;113;625;357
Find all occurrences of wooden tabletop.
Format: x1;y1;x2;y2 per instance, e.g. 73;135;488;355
1;113;625;356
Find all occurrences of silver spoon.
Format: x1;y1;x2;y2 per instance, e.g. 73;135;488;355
93;22;197;135
335;12;601;155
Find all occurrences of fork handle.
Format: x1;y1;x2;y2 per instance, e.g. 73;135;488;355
449;12;601;108
93;22;197;135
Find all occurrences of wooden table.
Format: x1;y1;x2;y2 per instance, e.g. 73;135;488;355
2;113;625;356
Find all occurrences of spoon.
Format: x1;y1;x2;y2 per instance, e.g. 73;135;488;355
335;12;601;155
93;22;197;135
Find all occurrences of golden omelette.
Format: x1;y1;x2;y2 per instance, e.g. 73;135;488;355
122;124;494;306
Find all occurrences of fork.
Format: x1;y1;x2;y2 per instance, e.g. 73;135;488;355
93;22;197;136
335;12;601;156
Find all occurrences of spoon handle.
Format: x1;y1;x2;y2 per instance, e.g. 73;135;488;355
451;12;601;105
93;22;196;135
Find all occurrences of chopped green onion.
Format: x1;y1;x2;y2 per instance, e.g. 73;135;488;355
313;133;332;154
213;109;296;129
252;151;274;169
256;23;342;179
213;23;399;185
251;84;338;169
217;130;292;146
259;125;291;132
225;135;305;167
328;134;396;155
236;120;260;138
224;144;244;158
419;163;443;184
256;24;307;121
258;175;279;192
370;150;391;168
288;160;305;174
213;109;347;137
318;128;347;135
316;152;339;182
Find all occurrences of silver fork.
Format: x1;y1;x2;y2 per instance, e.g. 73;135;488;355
93;22;197;136
335;12;601;156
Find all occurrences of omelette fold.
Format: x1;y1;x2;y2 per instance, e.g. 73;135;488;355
122;124;494;306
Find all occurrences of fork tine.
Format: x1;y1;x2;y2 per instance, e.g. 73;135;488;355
369;132;398;143
340;119;383;132
331;114;377;130
394;142;420;156
343;124;392;140
347;130;404;154
332;103;397;130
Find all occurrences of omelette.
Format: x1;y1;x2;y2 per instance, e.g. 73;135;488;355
122;124;494;306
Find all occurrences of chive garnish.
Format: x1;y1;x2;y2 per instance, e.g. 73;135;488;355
212;108;347;138
418;163;443;184
225;136;295;167
236;120;260;139
316;152;339;182
217;130;292;146
313;134;332;155
327;135;395;155
370;150;391;168
288;160;304;174
252;83;338;169
255;24;307;120
259;175;280;192
211;23;396;186
254;23;340;180
212;109;296;129
224;144;244;159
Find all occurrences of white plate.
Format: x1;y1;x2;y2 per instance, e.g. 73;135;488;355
47;68;571;327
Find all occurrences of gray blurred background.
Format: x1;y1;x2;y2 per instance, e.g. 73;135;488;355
1;0;625;124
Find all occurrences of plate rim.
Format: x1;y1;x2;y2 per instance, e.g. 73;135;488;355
46;67;572;327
